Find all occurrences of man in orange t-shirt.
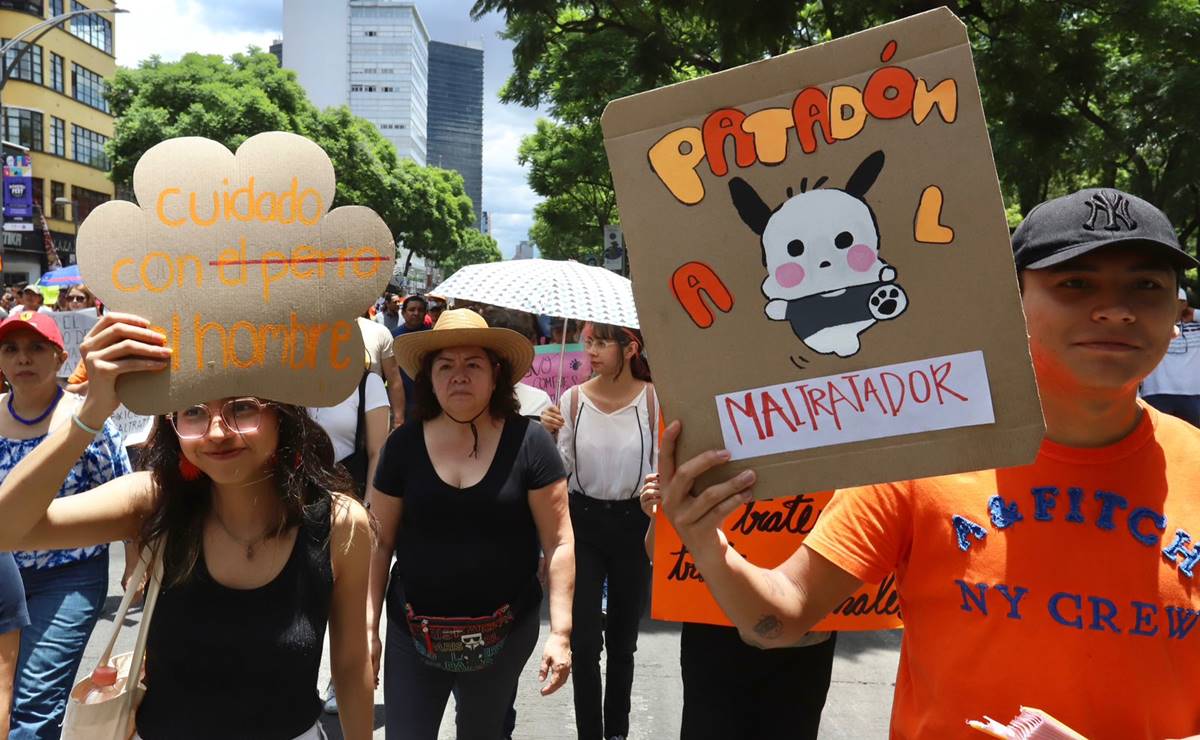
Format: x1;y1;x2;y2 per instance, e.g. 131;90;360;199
659;188;1200;739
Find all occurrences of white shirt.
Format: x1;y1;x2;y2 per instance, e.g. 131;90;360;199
1141;322;1200;396
357;316;394;376
515;383;553;418
307;372;387;462
557;384;658;501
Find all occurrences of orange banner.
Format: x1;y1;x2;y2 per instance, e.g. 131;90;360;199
652;491;903;631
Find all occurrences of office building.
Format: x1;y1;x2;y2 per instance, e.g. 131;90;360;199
0;0;117;281
283;0;429;164
269;38;282;65
427;40;482;228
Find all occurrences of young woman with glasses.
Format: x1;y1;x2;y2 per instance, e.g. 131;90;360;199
0;312;374;740
539;322;657;740
0;311;130;740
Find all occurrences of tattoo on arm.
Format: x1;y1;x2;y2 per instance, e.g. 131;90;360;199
754;614;783;640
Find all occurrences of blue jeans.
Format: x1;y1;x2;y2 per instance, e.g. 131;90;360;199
11;552;108;740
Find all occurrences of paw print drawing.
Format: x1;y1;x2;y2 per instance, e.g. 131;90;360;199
728;150;908;358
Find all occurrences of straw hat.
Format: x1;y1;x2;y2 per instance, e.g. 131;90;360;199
393;308;534;384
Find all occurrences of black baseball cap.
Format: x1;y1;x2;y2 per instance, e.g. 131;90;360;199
1012;188;1198;271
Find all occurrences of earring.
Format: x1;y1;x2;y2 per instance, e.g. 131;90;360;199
179;457;204;481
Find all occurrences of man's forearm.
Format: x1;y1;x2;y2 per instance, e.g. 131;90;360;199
689;540;822;648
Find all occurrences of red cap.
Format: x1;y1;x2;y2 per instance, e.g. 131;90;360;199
0;311;64;350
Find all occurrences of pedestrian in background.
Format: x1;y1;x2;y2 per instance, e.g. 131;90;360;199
0;551;29;736
0;312;130;740
541;322;656;740
375;292;403;334
639;474;837;740
1140;287;1200;427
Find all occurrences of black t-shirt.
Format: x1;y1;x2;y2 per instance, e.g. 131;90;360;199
373;415;565;618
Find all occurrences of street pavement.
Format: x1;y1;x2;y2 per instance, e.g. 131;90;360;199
80;546;899;739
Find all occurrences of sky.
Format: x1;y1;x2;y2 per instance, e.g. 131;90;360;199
115;0;543;258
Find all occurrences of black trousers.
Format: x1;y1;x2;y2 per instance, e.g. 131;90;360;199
384;606;540;740
569;494;651;740
679;623;837;740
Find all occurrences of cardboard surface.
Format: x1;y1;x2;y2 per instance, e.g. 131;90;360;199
652;493;902;631
602;9;1043;496
76;132;395;414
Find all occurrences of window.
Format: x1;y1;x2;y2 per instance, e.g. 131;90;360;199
350;84;365;92
51;181;65;220
49;0;65;16
1;40;43;85
382;86;394;92
69;2;113;55
49;117;65;157
71;124;108;170
0;1;43;16
71;63;108;112
365;30;377;37
3;108;43;151
50;53;63;92
72;186;107;223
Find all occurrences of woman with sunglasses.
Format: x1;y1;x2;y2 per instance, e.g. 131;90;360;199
54;287;96;312
539;322;657;740
0;311;130;740
0;313;374;740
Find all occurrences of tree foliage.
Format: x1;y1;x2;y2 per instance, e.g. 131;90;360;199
108;49;475;266
477;0;1200;260
442;228;503;276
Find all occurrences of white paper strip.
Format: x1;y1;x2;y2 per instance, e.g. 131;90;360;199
715;350;995;460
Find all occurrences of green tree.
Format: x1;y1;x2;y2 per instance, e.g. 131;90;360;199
478;1;1200;260
441;229;503;276
107;49;475;268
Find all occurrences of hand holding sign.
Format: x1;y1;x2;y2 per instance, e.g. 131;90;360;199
659;419;753;562
75;313;172;429
76;132;394;414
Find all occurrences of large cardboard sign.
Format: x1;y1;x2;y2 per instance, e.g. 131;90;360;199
521;343;593;405
602;9;1043;495
652;492;902;631
76;133;395;414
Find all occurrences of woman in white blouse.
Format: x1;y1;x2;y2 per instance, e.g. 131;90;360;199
540;321;657;740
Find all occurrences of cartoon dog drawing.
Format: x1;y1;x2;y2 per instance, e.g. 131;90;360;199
728;150;907;358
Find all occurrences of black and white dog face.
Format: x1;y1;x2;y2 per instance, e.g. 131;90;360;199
730;151;885;302
728;151;907;359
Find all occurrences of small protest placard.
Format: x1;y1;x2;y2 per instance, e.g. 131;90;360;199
602;9;1043;495
75;132;395;414
109;405;155;447
521;343;592;405
50;308;98;378
652;493;902;631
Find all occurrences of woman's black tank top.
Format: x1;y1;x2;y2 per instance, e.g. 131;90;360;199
135;496;333;740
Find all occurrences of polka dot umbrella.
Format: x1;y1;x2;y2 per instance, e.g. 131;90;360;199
431;259;639;329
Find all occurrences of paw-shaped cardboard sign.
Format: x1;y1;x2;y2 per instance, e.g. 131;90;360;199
76;132;395;415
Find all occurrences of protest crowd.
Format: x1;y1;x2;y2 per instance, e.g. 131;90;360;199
0;9;1198;740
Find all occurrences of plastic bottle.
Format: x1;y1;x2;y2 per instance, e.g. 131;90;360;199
83;665;124;704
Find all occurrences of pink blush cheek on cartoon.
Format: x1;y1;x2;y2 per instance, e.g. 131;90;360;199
847;244;877;272
775;262;805;288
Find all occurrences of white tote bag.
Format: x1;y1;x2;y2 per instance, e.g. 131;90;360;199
60;543;164;740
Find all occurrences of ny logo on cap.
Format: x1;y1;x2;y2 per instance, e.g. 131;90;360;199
1083;190;1137;232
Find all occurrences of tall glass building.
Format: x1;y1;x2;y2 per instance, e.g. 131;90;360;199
283;0;428;164
427;40;482;228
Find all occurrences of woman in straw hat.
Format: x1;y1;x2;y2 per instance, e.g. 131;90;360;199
369;308;574;740
0;312;375;740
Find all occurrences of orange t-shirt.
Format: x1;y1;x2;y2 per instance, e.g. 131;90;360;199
806;404;1200;739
